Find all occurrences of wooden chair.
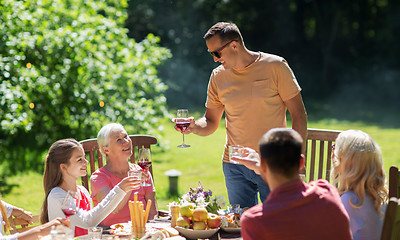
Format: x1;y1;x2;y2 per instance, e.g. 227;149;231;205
79;134;157;192
381;165;400;239
388;165;400;198
304;128;341;182
8;214;40;234
381;197;400;240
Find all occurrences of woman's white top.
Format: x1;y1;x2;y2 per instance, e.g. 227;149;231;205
47;185;125;231
341;191;386;240
0;201;18;240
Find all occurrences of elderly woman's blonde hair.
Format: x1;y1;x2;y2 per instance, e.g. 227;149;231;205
331;130;388;214
97;123;125;156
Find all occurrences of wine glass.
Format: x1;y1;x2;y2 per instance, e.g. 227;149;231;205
61;190;77;219
176;109;191;148
137;148;152;186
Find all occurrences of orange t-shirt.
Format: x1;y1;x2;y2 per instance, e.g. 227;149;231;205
206;52;301;161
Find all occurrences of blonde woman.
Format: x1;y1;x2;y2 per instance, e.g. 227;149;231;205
331;130;388;240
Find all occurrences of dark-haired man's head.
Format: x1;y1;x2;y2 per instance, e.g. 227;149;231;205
259;128;303;178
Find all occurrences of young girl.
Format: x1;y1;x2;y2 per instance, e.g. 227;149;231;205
40;138;141;237
331;130;388;240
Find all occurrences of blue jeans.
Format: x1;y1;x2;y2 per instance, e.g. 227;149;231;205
223;161;270;208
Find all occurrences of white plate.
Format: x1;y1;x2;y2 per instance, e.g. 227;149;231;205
221;227;241;233
109;223;131;236
175;226;219;239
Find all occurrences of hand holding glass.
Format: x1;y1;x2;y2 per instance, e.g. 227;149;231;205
229;145;244;164
61;191;77;219
176;109;191;148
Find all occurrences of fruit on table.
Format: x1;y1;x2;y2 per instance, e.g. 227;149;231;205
176;216;191;228
179;203;195;217
192;207;208;222
207;213;221;228
192;221;207;230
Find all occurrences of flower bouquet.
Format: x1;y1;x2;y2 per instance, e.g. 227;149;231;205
170;181;226;214
169;181;227;235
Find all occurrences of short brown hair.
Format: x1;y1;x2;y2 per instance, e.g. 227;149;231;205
203;22;243;45
259;128;303;177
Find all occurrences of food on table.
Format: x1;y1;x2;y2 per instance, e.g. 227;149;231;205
179;203;194;217
174;206;221;230
192;207;208;222
176;216;191;228
140;226;182;240
220;213;241;228
129;192;152;238
192;221;207;230
207;213;222;229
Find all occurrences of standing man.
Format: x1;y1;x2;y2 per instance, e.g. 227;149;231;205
178;22;307;208
238;128;352;240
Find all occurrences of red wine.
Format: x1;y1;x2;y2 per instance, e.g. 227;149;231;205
176;122;190;132
138;161;152;170
62;208;77;218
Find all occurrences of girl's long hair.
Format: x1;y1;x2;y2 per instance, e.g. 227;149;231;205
40;138;81;223
331;130;388;214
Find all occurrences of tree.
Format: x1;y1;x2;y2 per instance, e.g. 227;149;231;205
0;0;171;173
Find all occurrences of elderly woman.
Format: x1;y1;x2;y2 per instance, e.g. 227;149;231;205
331;130;388;240
90;123;158;226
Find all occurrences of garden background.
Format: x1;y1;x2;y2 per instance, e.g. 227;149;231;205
1;0;399;214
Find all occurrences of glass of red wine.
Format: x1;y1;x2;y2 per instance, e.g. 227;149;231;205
137;148;152;187
176;109;191;148
61;190;78;219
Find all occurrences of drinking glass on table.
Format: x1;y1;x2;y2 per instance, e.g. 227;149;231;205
175;109;191;148
88;226;103;240
137;148;152;187
61;190;78;220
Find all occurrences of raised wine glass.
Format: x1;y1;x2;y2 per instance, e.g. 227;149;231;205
176;109;191;148
137;148;152;187
61;190;78;220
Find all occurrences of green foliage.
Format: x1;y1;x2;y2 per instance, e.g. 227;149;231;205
127;0;400;119
0;0;171;174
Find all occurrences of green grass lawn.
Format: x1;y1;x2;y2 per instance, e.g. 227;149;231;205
3;118;400;215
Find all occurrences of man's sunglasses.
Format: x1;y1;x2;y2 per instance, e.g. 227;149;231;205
208;40;237;58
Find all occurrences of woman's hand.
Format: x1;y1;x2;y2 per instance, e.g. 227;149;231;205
117;176;141;192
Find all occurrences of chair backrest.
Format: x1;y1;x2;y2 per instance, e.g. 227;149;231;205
79;134;157;192
304;128;341;182
8;214;40;234
381;197;400;240
388;165;400;198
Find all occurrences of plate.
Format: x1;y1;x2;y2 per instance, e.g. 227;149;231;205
110;223;132;236
221;227;241;233
175;226;219;239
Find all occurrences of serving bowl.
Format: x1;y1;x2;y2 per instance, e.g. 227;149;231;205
175;226;219;239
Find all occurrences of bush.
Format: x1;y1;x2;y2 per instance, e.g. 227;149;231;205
0;0;171;174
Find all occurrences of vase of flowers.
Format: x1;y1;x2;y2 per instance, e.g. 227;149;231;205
171;181;226;214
